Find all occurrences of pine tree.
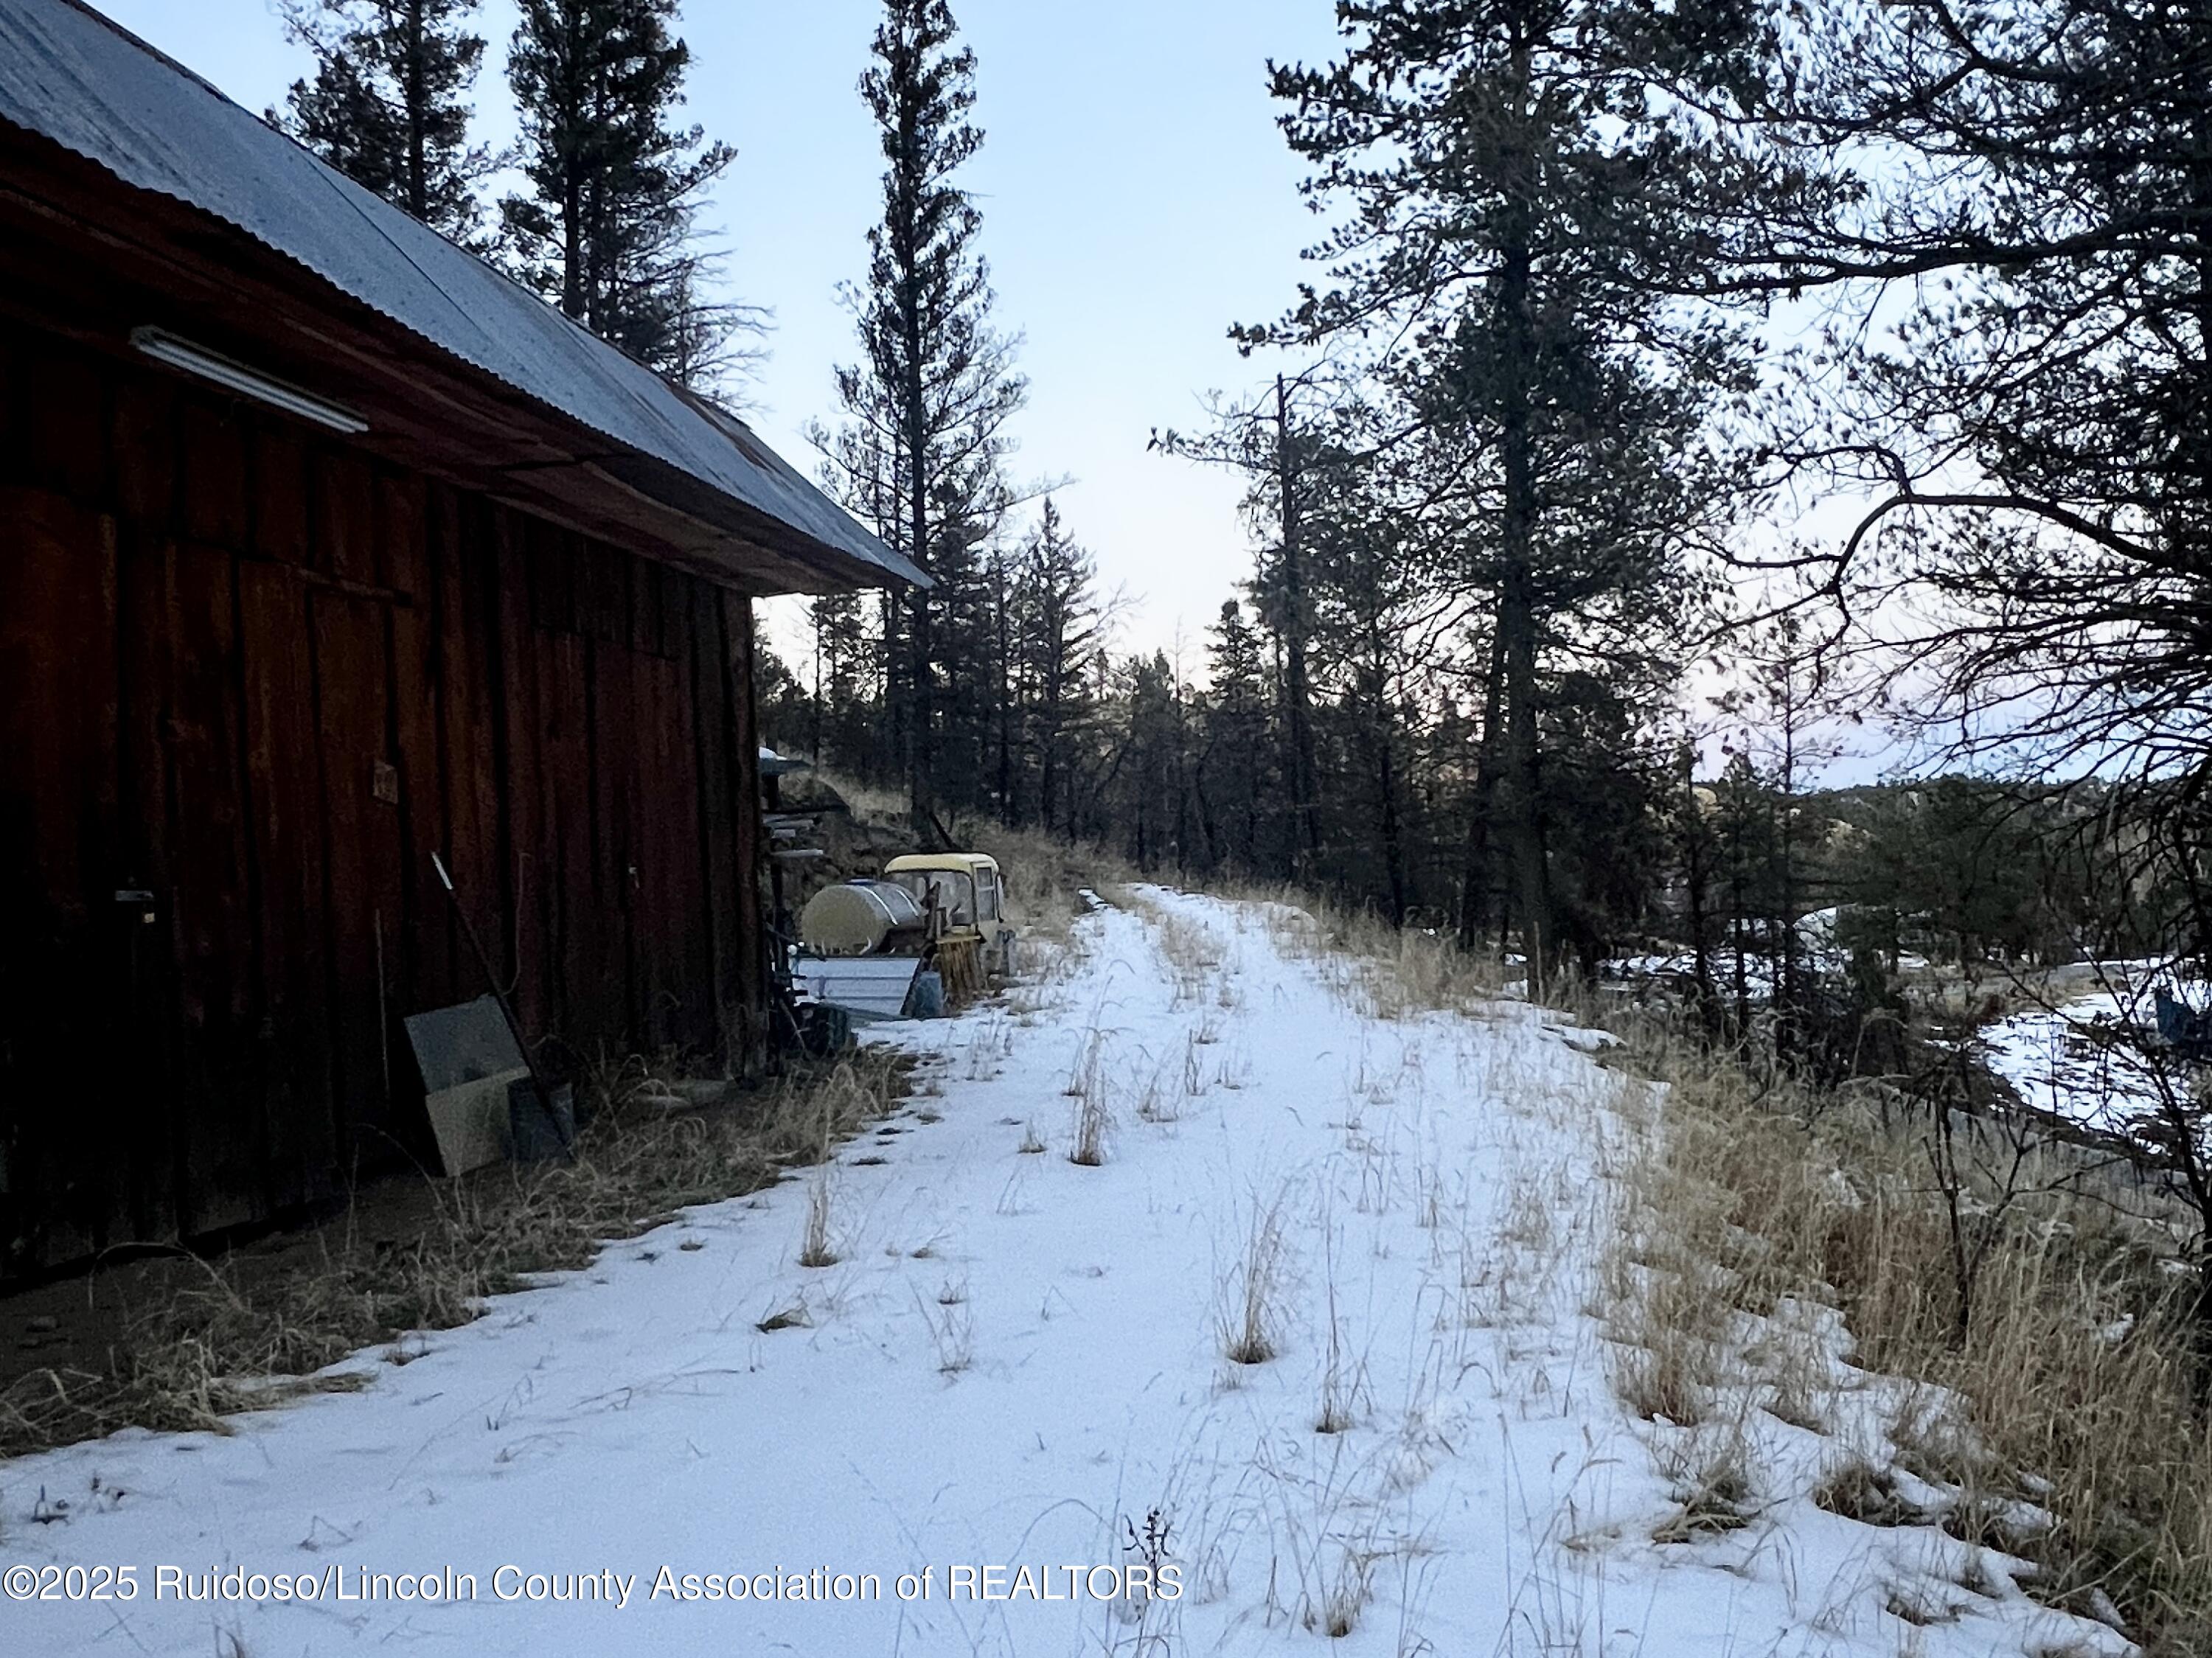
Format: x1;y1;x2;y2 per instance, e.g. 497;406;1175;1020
1298;450;1424;923
1015;501;1104;835
1153;378;1328;882
1750;2;2212;954
1757;4;2212;1352
1113;653;1193;873
928;526;1004;815
986;542;1019;821
806;593;877;773
812;0;1025;825
275;0;492;241
502;0;742;380
1203;600;1274;875
1249;0;1764;974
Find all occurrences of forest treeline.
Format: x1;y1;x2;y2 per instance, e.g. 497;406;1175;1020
765;0;2212;1014
272;0;2211;1016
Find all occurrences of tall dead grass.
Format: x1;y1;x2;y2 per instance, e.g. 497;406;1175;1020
1220;1191;1293;1367
1256;885;2212;1652
1067;1032;1113;1166
1222;882;1515;1018
1614;1020;2212;1653
0;1049;911;1459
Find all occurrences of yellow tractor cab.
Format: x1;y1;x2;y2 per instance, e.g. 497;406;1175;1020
883;853;1018;987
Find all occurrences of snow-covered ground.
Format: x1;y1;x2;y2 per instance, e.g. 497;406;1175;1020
1981;972;2210;1142
1604;949;1836;1006
1;890;2130;1656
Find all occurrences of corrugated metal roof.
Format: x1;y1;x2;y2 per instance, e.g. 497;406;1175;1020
0;0;924;592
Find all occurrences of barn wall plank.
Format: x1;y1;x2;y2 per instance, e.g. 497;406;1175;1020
113;520;181;1244
492;507;554;1045
656;647;709;1051
0;489;117;1264
111;375;176;533
311;447;375;588
309;590;406;1160
251;422;310;567
237;560;335;1211
21;338;107;503
724;593;766;1051
688;577;740;1038
376;469;427;601
629;649;673;1049
437;490;502;1009
178;397;248;549
594;624;642;1048
165;540;262;1235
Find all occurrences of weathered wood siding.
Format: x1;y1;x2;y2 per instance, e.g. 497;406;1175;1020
0;318;765;1276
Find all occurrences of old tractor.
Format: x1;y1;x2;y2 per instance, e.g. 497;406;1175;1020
791;851;1017;1023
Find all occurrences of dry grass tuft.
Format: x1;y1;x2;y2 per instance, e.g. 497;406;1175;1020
1225;888;1512;1021
797;1171;840;1269
1652;1455;1753;1543
1813;1457;1927;1529
1315;1314;1360;1435
1068;1035;1113;1166
1612;1339;1714;1429
1885;1586;1963;1628
1304;1546;1374;1639
1135;1051;1183;1124
1604;1204;1731;1428
1220;1193;1292;1367
1315;1227;1363;1434
915;1283;975;1377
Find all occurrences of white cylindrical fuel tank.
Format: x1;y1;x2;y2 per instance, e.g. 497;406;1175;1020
800;879;926;956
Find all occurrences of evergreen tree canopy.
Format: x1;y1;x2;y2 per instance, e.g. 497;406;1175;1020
1014;500;1105;835
812;0;1026;820
1242;0;1770;969
275;0;492;242
1756;0;2212;788
502;0;742;381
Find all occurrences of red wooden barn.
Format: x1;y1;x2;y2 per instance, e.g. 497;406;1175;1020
0;0;922;1278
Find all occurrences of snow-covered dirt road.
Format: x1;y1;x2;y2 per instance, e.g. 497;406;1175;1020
1;891;2128;1656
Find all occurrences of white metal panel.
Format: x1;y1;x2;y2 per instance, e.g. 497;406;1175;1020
793;955;924;1022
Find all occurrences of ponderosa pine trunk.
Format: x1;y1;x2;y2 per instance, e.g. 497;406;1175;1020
1276;376;1324;885
1459;619;1507;949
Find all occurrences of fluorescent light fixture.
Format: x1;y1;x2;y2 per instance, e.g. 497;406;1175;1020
130;326;368;435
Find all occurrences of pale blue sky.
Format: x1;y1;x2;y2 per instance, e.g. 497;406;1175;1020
95;0;1347;662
